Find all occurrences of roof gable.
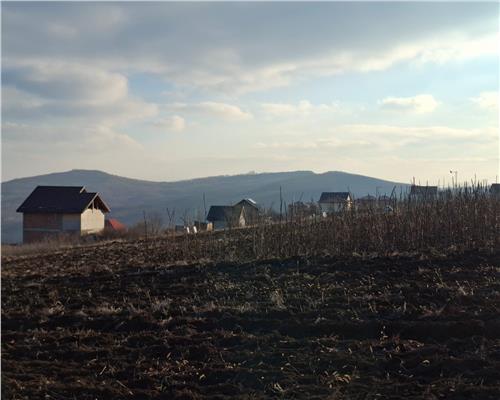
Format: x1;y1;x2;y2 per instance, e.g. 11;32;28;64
17;186;110;214
319;192;351;203
206;206;233;221
358;195;377;201
206;205;243;222
234;198;258;209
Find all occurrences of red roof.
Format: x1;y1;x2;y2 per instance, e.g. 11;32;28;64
105;218;127;231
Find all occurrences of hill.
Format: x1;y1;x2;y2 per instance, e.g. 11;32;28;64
1;169;408;243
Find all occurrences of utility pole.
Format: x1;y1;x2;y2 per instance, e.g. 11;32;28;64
203;193;207;220
279;186;283;222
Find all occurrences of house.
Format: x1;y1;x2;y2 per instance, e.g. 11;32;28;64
318;192;352;214
409;185;438;201
206;205;245;230
16;186;110;243
355;195;377;211
105;218;127;232
234;198;259;224
490;184;500;197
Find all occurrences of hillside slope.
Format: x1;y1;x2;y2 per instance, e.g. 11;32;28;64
2;169;408;243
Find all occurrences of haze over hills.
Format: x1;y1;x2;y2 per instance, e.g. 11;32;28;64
2;169;409;243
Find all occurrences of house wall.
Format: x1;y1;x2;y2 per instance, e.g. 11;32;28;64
62;214;81;231
320;200;352;213
320;202;342;213
234;204;259;225
22;213;61;243
244;207;259;224
22;208;106;243
80;208;105;233
213;220;228;230
23;213;62;230
22;213;81;243
238;212;246;227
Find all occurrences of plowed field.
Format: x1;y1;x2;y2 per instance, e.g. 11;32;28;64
2;246;500;399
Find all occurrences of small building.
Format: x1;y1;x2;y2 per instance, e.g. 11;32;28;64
490;184;500;197
319;192;352;214
234;198;259;224
206;205;245;230
105;218;127;232
409;185;438;201
355;195;377;211
16;186;110;243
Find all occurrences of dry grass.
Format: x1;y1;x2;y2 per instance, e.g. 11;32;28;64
134;187;499;264
3;186;499;262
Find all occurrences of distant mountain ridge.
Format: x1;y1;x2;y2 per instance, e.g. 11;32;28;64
1;169;409;243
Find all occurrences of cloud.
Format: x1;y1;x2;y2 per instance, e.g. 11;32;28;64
2;3;497;94
380;94;440;114
254;138;372;151
3;60;127;104
470;91;499;111
2;60;158;123
254;124;496;154
1;3;497;183
261;100;338;117
168;102;252;121
336;124;496;140
254;141;319;150
152;115;186;132
2;122;142;152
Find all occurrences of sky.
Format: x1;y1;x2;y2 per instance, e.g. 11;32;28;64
2;2;499;185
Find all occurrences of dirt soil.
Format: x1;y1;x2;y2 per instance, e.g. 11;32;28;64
2;246;500;399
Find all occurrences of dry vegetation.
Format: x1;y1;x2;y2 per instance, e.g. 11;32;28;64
2;190;499;399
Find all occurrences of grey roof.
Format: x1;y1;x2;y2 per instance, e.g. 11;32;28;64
358;195;377;201
206;205;237;222
235;198;258;209
17;186;110;214
410;185;438;196
319;192;351;203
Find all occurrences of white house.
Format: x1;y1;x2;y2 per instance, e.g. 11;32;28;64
206;205;245;230
318;192;352;214
16;186;110;243
233;198;259;225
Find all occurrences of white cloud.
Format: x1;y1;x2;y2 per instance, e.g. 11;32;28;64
152;115;186;132
3;3;497;95
168;102;252;121
380;94;440;114
198;102;252;120
254;141;319;150
255;138;373;151
261;100;338;117
336;124;496;140
4;60;128;104
2;60;158;123
254;124;496;154
470;91;499;111
81;125;143;151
